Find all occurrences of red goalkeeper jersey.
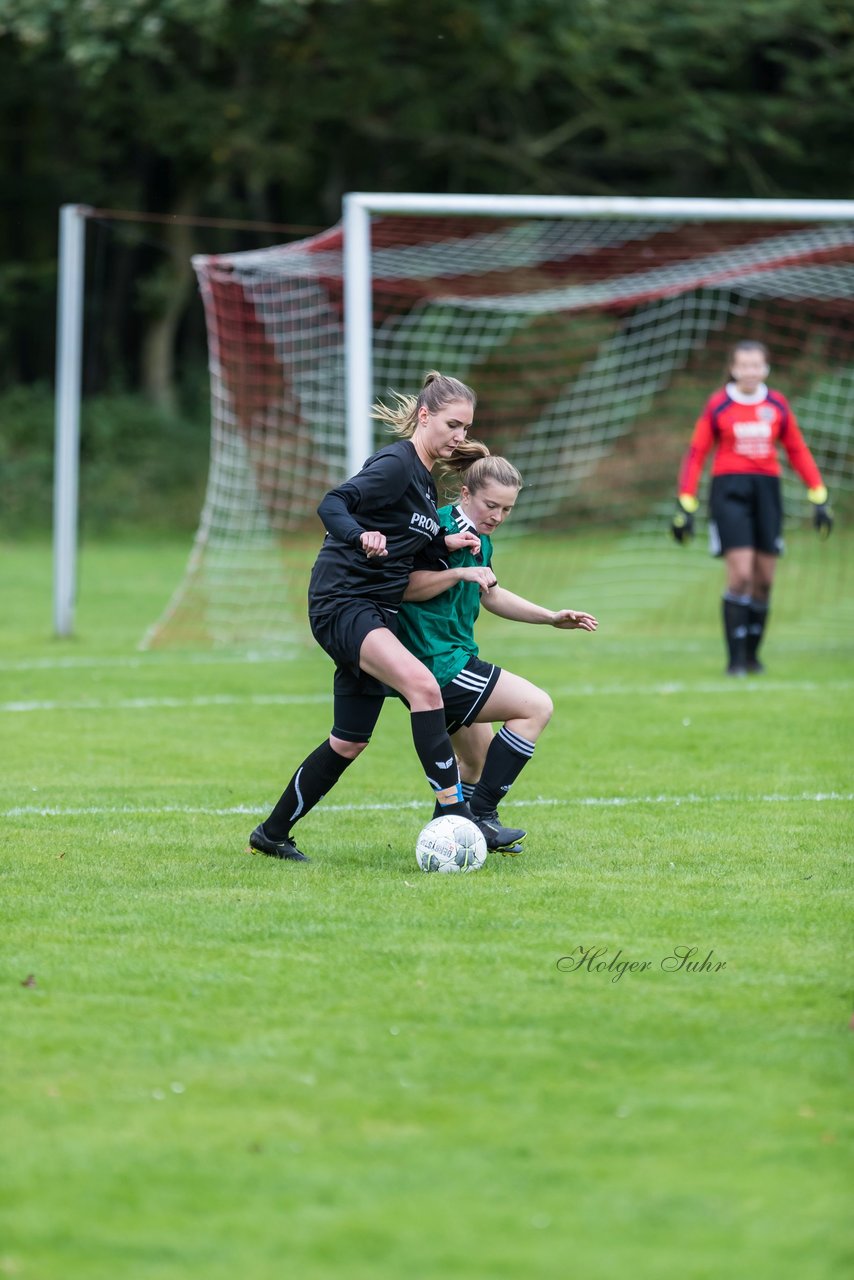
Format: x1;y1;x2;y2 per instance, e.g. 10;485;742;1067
678;382;824;499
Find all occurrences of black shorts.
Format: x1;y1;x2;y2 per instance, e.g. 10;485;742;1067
309;598;398;743
442;657;501;735
385;656;501;735
708;474;784;558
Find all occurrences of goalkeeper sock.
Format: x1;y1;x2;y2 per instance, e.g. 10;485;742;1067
411;709;462;806
264;740;354;840
722;592;752;670
746;599;770;666
470;726;536;815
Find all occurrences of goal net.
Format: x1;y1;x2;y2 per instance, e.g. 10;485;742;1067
143;198;854;653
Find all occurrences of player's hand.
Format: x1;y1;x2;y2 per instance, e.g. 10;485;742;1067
551;609;598;631
445;530;481;557
812;502;833;539
671;496;697;544
459;566;497;591
360;530;388;558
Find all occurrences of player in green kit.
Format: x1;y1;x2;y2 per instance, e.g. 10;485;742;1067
396;455;597;851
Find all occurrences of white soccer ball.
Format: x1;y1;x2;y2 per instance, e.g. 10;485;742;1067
415;815;488;874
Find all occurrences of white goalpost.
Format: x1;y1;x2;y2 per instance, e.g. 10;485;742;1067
119;193;854;652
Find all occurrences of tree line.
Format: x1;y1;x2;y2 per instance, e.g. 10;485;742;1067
1;0;852;402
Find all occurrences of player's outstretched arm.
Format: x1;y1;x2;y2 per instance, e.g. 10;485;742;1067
481;586;597;630
550;608;598;631
404;565;496;602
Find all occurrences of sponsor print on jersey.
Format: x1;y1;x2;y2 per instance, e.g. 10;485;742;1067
409;511;441;537
733;420;774;458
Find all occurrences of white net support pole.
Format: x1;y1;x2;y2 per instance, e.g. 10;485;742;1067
52;203;91;638
343;194;374;479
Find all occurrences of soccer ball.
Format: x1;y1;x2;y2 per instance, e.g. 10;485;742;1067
415;815;488;874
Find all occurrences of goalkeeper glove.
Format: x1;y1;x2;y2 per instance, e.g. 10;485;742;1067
671;494;698;544
808;486;833;539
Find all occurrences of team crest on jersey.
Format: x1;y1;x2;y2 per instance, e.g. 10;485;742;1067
757;405;776;422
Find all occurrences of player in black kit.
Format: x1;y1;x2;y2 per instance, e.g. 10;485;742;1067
247;371;526;862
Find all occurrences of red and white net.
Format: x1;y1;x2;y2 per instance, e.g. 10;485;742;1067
143;213;854;650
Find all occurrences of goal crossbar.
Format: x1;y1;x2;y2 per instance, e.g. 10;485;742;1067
136;193;854;650
343;195;854;479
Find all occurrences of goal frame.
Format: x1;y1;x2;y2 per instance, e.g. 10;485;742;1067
54;195;854;640
343;193;854;481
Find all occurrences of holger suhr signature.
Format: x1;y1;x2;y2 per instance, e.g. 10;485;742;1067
557;945;727;983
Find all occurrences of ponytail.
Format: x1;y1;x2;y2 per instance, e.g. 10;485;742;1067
372;369;478;438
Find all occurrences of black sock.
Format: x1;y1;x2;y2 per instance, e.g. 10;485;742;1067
746;599;769;664
433;779;475;820
471;726;535;816
264;740;354;840
410;708;462;806
722;593;751;668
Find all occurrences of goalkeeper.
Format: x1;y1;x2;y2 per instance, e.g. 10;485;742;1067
671;341;832;675
396;454;597;852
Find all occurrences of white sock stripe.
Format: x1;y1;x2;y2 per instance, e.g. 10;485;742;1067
290;766;306;822
498;725;536;757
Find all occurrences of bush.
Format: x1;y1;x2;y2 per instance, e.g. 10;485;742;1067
0;384;210;535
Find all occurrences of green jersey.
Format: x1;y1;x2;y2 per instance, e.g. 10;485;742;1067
395;504;494;688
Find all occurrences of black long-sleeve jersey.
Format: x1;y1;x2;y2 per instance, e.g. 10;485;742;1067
308;439;447;612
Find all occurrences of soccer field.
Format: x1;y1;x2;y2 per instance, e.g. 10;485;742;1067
2;536;852;1280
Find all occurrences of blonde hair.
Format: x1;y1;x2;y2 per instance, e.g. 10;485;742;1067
461;455;523;493
372;369;488;475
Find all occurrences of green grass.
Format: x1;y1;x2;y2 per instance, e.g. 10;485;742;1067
1;537;852;1280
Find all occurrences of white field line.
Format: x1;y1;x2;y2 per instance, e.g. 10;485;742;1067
1;635;850;673
0;652;302;673
0;693;328;713
3;793;851;819
2;680;852;714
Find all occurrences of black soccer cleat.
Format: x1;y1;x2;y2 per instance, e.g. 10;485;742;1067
247;823;309;861
499;841;525;857
726;663;748;677
746;659;765;675
471;809;527;852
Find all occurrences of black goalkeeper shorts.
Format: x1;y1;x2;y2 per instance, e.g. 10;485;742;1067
708;473;784;558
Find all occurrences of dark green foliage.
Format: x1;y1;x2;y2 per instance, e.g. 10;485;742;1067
0;0;852;390
0;384;209;534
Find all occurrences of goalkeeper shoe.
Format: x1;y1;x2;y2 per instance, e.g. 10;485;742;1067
472;809;527;851
247;823;309;861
